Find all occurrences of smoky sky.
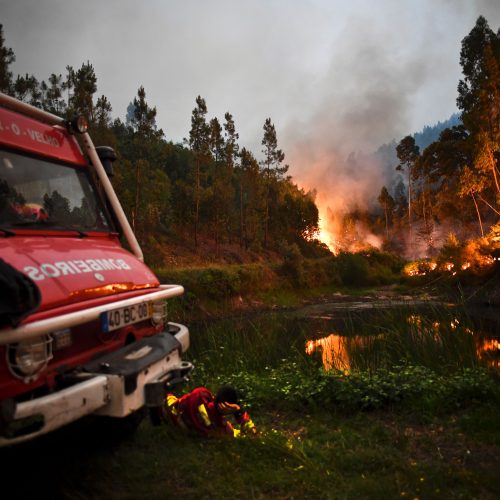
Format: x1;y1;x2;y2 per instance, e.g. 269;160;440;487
1;0;499;219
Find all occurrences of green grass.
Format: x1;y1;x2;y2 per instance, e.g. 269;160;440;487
3;400;499;499
2;301;498;499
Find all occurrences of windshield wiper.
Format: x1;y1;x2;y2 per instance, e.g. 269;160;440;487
58;226;88;238
10;221;88;237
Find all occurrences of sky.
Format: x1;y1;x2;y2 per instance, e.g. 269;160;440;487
1;0;499;249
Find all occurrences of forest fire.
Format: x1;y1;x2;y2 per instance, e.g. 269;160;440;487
317;217;340;255
314;202;383;255
403;239;498;277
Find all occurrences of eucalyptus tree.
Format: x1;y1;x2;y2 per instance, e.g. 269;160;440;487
223;113;240;241
260;118;288;247
458;166;488;237
378;186;395;240
115;86;172;241
457;16;500;195
208;116;229;248
237;147;264;249
396;135;420;257
188;96;211;247
416;126;472;228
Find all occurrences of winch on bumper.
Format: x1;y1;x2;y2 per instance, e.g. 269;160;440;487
0;322;193;446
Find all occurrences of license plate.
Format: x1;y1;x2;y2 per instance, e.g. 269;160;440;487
100;302;153;333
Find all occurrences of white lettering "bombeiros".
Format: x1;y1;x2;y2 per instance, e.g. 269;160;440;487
24;258;131;281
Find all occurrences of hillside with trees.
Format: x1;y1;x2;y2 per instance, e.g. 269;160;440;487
0;16;498;268
0;24;323;267
330;16;499;259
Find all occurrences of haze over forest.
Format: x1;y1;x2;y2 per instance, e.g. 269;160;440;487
0;10;498;263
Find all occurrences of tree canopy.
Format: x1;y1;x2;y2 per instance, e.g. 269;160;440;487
0;36;320;263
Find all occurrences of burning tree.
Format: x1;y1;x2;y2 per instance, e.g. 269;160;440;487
457;16;500;197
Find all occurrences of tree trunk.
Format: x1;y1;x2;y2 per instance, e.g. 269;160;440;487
407;169;413;258
133;161;140;234
384;207;389;240
239;180;244;248
471;191;484;237
194;159;200;248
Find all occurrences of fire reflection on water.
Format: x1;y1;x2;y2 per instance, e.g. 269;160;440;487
478;339;500;368
305;317;500;370
305;334;350;371
305;333;383;371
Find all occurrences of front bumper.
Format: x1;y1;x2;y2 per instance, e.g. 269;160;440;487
0;322;193;447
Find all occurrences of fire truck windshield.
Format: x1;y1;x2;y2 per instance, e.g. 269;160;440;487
0;150;113;233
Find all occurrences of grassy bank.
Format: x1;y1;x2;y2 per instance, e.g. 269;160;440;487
3;366;498;498
2;256;499;499
155;250;406;320
154;240;500;320
5;401;497;499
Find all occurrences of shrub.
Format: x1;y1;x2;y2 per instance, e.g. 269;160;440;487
280;243;305;287
237;264;280;293
334;252;371;286
198;267;241;299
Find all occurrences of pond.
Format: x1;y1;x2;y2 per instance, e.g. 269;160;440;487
188;299;500;373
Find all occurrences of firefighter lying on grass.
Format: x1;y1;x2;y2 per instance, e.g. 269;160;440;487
164;385;257;437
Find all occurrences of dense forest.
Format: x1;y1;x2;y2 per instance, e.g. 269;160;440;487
346;16;499;258
0;16;498;266
0;25;322;266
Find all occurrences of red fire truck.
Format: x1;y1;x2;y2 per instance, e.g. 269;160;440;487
0;92;193;445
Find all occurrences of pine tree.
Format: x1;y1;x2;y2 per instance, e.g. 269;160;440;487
68;62;97;119
40;74;67;115
130;86;163;139
13;74;41;106
188;96;211;247
0;25;15;93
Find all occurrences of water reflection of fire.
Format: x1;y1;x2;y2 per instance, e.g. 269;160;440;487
477;339;500;368
306;317;499;370
305;334;350;370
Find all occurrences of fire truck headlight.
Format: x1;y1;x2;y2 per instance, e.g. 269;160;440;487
7;336;53;381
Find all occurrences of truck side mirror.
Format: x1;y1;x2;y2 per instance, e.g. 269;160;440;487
95;146;117;177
